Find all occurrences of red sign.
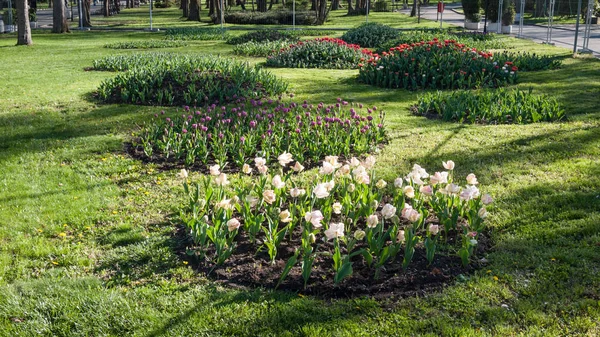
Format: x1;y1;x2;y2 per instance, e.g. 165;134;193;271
437;1;445;12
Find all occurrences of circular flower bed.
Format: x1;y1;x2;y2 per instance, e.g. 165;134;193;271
135;97;386;168
358;39;518;90
178;157;492;296
265;38;373;69
95;56;287;107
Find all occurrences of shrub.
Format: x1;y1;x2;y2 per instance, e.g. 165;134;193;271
233;40;293;57
359;39;517;90
164;28;227;41
340;23;399;48
138;98;385;167
462;0;482;22
178;158;491;286
226;29;299;45
223;10;316;25
502;4;516;26
96;57;287;107
412;88;565;124
373;0;389;11
266;38;373;69
104;40;187;49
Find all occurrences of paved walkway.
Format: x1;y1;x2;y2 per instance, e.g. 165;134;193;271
401;4;600;56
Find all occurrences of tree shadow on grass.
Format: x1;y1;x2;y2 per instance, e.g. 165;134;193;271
0;103;154;161
517;57;600;118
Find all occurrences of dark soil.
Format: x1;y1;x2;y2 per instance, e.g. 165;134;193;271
124;142;387;176
173;224;492;300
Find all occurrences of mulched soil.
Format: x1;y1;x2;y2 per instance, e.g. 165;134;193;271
174;224;492;300
124;142;387;176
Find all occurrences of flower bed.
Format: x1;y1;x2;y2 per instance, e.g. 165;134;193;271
91;52;194;72
103;40;187;49
265;38;373;69
376;31;506;54
493;51;562;71
178;157;492;292
164;27;227;41
233;40;293;57
340;22;400;48
96;57;287;106
226;30;300;45
359;39;517;90
411;87;565;124
136;97;385;167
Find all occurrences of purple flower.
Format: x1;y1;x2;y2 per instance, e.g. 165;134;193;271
250;121;257;128
182;129;188;134
201;126;208;132
240;136;245;142
337;97;342;103
161;110;165;115
219;133;224;139
367;116;373;121
295;128;301;133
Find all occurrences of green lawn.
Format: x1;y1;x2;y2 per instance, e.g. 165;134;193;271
0;22;599;336
88;5;439;29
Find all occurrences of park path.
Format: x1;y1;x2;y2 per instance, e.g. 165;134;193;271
400;4;600;56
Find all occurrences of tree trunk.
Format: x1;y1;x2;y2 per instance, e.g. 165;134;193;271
410;0;416;15
82;0;91;26
17;0;32;45
103;0;109;15
533;0;545;17
188;0;200;19
331;0;340;10
346;0;353;12
182;0;189;17
314;0;330;24
256;0;266;11
52;0;69;32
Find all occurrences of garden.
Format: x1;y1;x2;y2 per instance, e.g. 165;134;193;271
0;8;599;336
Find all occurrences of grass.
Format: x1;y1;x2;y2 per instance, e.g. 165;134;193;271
88;5;439;29
0;21;599;336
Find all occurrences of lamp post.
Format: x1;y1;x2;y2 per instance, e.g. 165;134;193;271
149;0;153;30
484;0;488;33
292;0;295;30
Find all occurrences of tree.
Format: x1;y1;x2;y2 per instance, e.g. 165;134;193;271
181;0;189;17
82;0;92;26
52;0;69;33
16;0;32;45
188;0;200;20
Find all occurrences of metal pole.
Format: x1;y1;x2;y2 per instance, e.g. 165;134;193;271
574;0;582;53
546;0;554;44
497;0;502;33
220;0;224;29
582;0;593;50
440;6;443;28
518;0;524;37
149;0;152;30
292;0;295;29
366;0;369;23
7;0;13;30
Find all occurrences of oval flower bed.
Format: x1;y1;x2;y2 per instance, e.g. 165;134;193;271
96;56;287;107
412;87;565;124
178;157;492;296
265;38;373;69
358;39;518;90
136;97;386;168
